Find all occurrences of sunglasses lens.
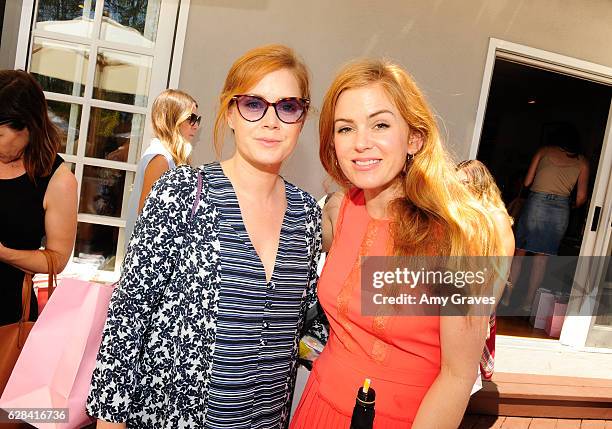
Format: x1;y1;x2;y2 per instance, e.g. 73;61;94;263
188;114;201;126
275;99;305;123
236;96;267;121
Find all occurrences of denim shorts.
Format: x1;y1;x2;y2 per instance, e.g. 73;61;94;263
514;191;570;255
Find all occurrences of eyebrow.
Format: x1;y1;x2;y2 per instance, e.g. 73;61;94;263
334;109;395;124
243;93;299;103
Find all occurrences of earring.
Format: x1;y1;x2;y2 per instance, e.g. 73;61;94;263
403;153;414;174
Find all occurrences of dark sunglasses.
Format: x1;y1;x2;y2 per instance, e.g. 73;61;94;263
231;94;309;124
187;113;201;127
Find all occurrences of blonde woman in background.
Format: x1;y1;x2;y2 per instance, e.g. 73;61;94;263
124;89;200;247
456;160;514;264
457;159;515;381
291;59;506;429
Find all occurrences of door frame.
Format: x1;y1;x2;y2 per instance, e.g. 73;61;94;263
470;38;612;349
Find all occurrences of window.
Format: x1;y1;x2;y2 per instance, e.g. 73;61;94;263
22;0;181;278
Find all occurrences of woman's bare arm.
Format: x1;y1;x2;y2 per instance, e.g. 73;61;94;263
412;315;488;428
322;191;344;253
574;158;589;208
491;210;516;304
137;155;169;213
523;147;545;188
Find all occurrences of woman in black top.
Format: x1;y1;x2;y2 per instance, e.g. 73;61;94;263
0;70;77;326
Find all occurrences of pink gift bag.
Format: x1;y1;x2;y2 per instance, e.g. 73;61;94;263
530;289;555;329
545;299;568;338
529;288;550;326
0;279;115;429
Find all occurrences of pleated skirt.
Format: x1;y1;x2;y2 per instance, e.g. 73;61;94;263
290;339;438;429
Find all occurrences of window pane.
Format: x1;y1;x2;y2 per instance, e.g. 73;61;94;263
74;222;118;271
47;100;81;155
93;48;153;106
594;242;612;327
64;162;75;173
79;166;127;217
31;37;89;96
35;0;97;37
101;0;161;48
86;107;145;163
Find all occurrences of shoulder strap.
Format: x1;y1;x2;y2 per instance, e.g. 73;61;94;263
191;170;203;220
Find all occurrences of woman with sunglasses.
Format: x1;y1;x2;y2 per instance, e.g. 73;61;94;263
123;89;200;247
0;70;77;327
290;59;506;428
88;45;323;429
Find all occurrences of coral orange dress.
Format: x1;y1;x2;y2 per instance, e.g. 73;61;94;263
291;189;441;428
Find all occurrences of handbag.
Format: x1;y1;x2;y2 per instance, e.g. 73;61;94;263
0;278;116;429
0;250;57;396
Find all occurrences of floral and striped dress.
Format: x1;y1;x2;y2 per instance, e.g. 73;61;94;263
87;162;324;429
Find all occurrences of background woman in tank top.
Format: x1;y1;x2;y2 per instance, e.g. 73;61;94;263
123;89;200;248
0;70;77;326
504;123;589;311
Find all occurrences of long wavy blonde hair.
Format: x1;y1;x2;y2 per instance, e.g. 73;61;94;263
213;44;310;157
151;89;197;166
457;160;513;225
320;59;503;258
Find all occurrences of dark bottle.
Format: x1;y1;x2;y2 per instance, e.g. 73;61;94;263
350;378;375;429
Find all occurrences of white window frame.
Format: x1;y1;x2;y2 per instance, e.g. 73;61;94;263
470;38;612;350
14;0;191;280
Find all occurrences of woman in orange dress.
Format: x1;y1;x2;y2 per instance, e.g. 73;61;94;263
291;60;508;428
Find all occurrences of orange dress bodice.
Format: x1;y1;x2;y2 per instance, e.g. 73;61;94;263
291;189;441;428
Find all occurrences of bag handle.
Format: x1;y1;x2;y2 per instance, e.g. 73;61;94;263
41;249;59;298
20;274;33;325
19;249;58;323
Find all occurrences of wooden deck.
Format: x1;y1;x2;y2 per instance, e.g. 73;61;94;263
467;373;612;419
460;415;612;428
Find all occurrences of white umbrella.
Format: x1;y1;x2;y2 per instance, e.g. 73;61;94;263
31;17;153;96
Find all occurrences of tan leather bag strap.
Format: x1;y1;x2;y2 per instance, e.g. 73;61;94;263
41;249;58;297
19;249;58;323
20;274;33;324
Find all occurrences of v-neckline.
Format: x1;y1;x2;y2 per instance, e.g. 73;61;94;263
213;163;290;283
